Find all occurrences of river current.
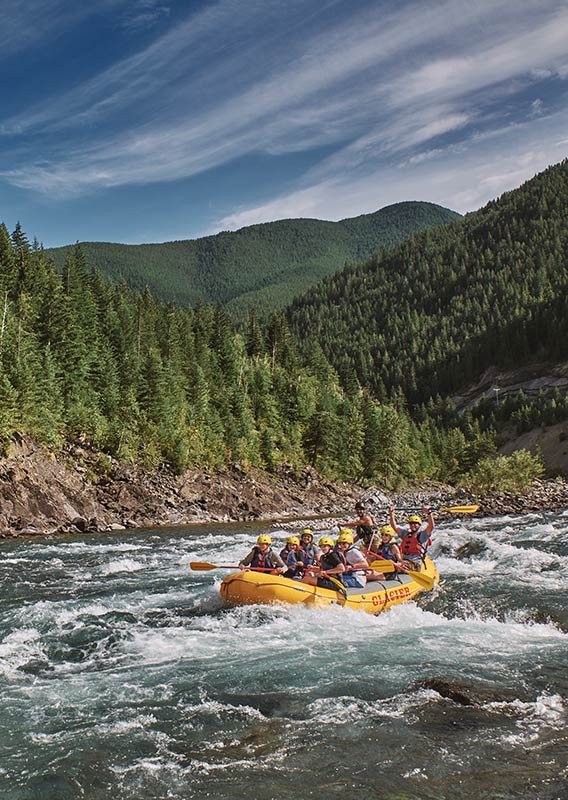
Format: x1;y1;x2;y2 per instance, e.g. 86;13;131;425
0;512;567;799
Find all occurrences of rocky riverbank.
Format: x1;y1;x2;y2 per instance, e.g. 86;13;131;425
0;434;361;539
0;434;567;540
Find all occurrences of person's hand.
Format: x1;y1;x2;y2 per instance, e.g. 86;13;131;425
238;564;246;571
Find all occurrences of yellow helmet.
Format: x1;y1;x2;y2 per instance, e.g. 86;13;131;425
408;515;422;524
301;528;314;538
318;536;335;548
380;525;396;539
257;534;272;545
286;535;300;546
337;528;354;544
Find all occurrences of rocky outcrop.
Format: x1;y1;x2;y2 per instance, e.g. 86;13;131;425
474;478;568;516
0;434;567;540
0;435;361;539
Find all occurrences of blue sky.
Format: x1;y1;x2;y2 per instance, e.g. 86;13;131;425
1;0;568;247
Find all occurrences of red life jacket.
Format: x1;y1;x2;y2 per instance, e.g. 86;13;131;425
400;531;424;558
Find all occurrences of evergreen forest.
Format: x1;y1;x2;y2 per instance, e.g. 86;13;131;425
1;161;566;488
46;202;459;317
0;219;497;487
288;160;568;410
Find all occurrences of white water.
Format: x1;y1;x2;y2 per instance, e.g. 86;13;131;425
0;514;567;799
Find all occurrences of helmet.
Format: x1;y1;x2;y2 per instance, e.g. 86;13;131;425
301;528;314;539
286;535;300;546
257;534;272;545
380;525;396;539
337;528;354;544
355;501;365;510
408;515;422;524
318;536;335;548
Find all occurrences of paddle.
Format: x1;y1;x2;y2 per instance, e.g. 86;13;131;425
368;559;435;590
368;559;396;573
391;504;479;514
190;561;281;572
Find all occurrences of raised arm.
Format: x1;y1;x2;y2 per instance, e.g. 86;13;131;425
389;507;403;536
423;507;435;536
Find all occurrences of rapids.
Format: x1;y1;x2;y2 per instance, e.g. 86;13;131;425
0;513;567;799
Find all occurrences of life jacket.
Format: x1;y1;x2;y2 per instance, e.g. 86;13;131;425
250;546;279;569
378;542;398;561
321;550;342;572
302;542;319;566
284;547;308;576
279;546;295;561
400;530;430;559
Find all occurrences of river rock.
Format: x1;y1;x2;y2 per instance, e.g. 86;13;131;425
1;432;568;540
418;678;524;706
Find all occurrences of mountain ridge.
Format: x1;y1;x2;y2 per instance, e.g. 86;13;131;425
46;201;460;315
287;159;568;406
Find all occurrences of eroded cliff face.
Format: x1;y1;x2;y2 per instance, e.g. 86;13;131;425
1;434;567;540
0;435;110;536
0;434;361;538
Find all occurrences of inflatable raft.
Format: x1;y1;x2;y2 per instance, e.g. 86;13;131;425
220;556;439;614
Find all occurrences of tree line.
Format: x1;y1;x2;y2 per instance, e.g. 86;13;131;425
0;219;508;487
287;160;568;408
46;202;459;319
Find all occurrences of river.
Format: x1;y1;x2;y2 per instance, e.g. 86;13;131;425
0;512;567;799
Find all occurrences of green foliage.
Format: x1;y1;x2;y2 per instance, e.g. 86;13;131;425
1;159;561;491
46;202;459;318
460;450;545;493
288;160;568;407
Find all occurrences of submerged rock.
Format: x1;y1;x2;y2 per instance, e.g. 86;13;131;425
455;540;488;560
418;678;524;706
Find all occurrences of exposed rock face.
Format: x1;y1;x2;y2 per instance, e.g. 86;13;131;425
0;434;567;540
0;435;361;538
0;435;111;536
474;478;568;516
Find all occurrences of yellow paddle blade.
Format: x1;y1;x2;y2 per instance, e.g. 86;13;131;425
405;569;435;590
368;559;396;573
438;504;479;514
368;559;435;589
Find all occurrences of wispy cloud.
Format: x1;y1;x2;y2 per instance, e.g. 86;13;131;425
214;106;568;229
2;0;568;213
120;0;170;31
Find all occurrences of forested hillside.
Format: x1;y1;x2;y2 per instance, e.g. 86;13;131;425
3;163;564;487
287;160;568;408
46;202;459;316
0;219;517;487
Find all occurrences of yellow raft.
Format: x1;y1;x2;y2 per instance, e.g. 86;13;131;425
220;556;439;614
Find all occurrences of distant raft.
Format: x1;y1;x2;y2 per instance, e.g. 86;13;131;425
220;556;439;614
